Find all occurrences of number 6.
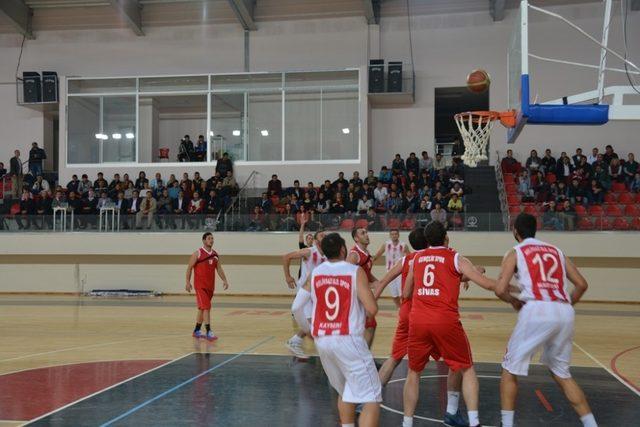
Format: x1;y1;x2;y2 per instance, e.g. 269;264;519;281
423;264;435;287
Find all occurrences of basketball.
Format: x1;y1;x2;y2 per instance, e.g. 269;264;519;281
466;69;491;93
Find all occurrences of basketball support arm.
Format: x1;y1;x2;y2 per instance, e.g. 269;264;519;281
541;86;640;121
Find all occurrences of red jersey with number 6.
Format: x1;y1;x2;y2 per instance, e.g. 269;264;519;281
513;238;570;303
410;246;462;322
194;247;218;290
310;261;364;337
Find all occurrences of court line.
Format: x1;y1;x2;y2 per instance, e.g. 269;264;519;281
0;333;186;363
24;352;195;425
535;389;554;412
0;358;168;378
610;345;640;392
381;374;499;426
573;341;640;397
100;336;275;427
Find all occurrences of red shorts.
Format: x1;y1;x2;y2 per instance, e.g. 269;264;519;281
365;316;377;329
195;287;214;310
390;302;411;360
407;319;472;372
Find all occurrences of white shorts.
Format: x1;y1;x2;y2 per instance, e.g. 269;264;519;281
292;286;313;321
315;335;382;403
502;301;575;379
388;276;402;298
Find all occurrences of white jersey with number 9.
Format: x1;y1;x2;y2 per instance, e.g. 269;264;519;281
310;261;364;337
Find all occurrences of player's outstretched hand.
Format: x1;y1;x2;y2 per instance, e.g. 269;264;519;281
185;282;192;293
285;276;297;289
223;281;229;290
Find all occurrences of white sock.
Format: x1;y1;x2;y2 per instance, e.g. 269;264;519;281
467;410;479;426
501;410;515;427
446;391;460;414
580;413;597;427
289;335;302;344
341;424;355;427
402;415;413;427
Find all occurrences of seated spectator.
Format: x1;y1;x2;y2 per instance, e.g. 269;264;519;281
603;144;618;164
0;162;6;178
333;172;348;189
177;135;195;162
587;147;599;165
170;190;188;229
128;190;141;217
288;180;303;199
135;171;149;190
568;179;587;206
316;192;330;214
79;188;98;229
556;156;573;183
181;181;193;200
345;192;358;214
608;158;624;183
194;135;207;161
123;182;134;200
32;190;52;230
296;205;310;227
267;174;282;196
378;166;392;184
205;190;223;215
623;153;638;185
418;170;430;188
571;148;583;166
247;206;265;231
349;171;363;188
558;200;576;231
150;173;164;194
136;191;157;229
360;182;374;200
555;181;569;203
391;154;406;176
279;204;298;231
385;191;402;213
51;190;66;211
501;149;520;174
259;192;272;214
67;174;80;194
449;157;465;178
593;164;611;191
155;189;172;227
402;190;418;213
334;182;347;201
301;192;315;213
305;182;317;201
418;184;431;201
365;170;378;186
449;182;464;198
222;171;238;195
122;173;133;190
77;174;92;195
187;191;204;228
139;182;152;198
525;149;542;171
430;202;447;228
288;194;301;213
31;175;50;196
447;193;463;213
95;180;108;196
542;201;563;230
406;152;420;176
319;180;333;200
419;151;433;173
433;153;446;172
517;170;533;198
630;173;640;193
365;207;381;231
417;198;432;213
329;193;346;214
167;181;180;200
94;172;108;189
575;156;592;181
357;194;373;215
166;174;177;188
588;179;604;205
541;149;556;174
180;172;192;191
96;191;111;210
16;189;35;230
216;152;234;177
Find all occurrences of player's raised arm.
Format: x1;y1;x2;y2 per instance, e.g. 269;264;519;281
185;251;198;292
356;267;378;317
297;214;307;246
371;243;385;263
216;258;230;290
457;255;497;291
282;248;311;289
373;259;403;299
565;256;588;305
402;266;415;300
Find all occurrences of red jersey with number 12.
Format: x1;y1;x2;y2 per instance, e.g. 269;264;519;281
411;246;462;322
194;247;219;290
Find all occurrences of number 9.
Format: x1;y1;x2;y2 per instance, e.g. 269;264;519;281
325;287;340;321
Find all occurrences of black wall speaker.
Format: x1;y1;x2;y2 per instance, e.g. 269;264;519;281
42;71;59;103
387;62;403;92
368;59;384;93
22;72;41;103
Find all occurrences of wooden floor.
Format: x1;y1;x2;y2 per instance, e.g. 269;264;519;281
0;295;638;425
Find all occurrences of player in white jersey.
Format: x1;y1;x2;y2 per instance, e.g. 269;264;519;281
494;213;596;427
283;230;326;359
293;232;381;427
372;228;408;307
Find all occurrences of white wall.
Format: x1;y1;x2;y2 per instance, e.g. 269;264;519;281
1;3;639;185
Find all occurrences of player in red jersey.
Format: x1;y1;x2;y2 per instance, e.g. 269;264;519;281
401;221;496;427
185;232;229;341
494;214;596;427
346;227;378;348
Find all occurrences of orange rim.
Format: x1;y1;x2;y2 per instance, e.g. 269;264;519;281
454;110;517;128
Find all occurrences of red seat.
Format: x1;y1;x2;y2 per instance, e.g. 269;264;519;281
605;205;623;217
611;182;626;192
507;194;520;205
636;193;640;204
386;217;401;229
632;217;640;230
574;205;587;215
523;205;538;215
617;192;634;204
505;184;517;194
354;219;369;229
603;193;617;204
594;216;612;230
588;205;604;216
401;218;416;230
613;217;630;230
339;218;355;230
578;217;594;230
545;173;557;184
9;203;20;215
509;206;521;215
624;204;640;216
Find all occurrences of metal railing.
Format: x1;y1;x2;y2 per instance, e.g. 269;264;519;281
216;170;258;230
494;150;510;230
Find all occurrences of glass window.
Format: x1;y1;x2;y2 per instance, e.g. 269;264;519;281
139;76;208;93
68;97;100;164
102;97;136;163
212;73;282;92
247;92;282;161
321;89;358;160
285;70;358;89
285;90;321;161
67;78;136;94
211;93;245;162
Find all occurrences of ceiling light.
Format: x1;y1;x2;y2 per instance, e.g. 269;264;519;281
95;133;108;140
112;133;122;140
342;128;350;134
125;133;134;139
232;130;241;137
209;131;214;137
260;129;269;136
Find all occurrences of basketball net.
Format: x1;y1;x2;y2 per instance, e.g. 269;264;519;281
454;110;517;167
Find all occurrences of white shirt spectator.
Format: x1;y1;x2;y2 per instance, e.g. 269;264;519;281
587;153;598;165
419;155;433;172
357;198;373;212
374;186;388;205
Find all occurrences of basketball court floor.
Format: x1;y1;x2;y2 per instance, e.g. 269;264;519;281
0;295;638;426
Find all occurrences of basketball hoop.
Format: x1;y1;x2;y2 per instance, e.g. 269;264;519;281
454;110;517;167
